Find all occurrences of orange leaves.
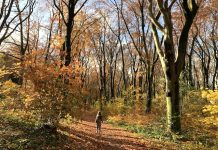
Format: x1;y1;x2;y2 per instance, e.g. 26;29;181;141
19;52;87;123
51;35;65;49
132;32;141;38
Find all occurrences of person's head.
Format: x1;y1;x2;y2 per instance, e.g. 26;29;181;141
97;111;101;116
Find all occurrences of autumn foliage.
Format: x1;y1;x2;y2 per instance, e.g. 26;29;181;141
0;0;218;149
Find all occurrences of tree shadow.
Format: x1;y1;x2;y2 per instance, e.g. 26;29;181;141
0;114;82;150
59;125;160;150
0;114;160;150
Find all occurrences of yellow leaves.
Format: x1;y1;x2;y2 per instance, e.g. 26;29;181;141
75;10;87;22
50;35;64;49
0;81;29;110
201;90;218;101
0;68;10;78
201;90;208;98
1;81;18;94
201;116;218;126
201;90;218;127
137;71;144;77
24;93;36;108
203;105;218;115
4;80;17;87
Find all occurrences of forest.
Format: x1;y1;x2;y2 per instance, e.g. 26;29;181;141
0;0;217;149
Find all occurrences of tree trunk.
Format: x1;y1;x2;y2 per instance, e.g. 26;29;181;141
194;63;200;89
99;58;104;111
103;51;108;101
204;67;209;88
138;65;143;113
166;74;181;132
110;66;115;99
188;35;196;87
118;10;127;92
164;33;181;133
212;23;218;90
188;54;194;87
212;58;218;90
64;20;73;66
164;58;181;132
146;75;153;113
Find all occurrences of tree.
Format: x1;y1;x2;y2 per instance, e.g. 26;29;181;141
0;0;33;45
53;0;88;66
148;0;199;133
0;0;15;45
119;0;159;112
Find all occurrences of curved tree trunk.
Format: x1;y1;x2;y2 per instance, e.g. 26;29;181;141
148;0;199;133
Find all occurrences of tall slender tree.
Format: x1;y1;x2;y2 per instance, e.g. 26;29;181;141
53;0;88;66
148;0;199;132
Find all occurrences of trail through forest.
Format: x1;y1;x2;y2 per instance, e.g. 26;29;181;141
61;120;157;150
52;112;177;150
0;110;177;150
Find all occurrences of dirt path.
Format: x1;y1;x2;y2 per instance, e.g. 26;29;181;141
57;114;176;150
62;121;165;150
0;110;177;150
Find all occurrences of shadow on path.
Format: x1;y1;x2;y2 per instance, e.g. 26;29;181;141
0;112;161;150
59;122;160;150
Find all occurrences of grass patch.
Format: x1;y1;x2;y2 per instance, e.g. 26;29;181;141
107;118;167;140
107;116;218;150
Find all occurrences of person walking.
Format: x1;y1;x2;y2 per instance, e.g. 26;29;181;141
95;111;103;134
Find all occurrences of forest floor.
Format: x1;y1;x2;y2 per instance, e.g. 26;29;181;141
0;109;180;150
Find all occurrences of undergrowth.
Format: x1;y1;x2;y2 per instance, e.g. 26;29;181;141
105;90;218;150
